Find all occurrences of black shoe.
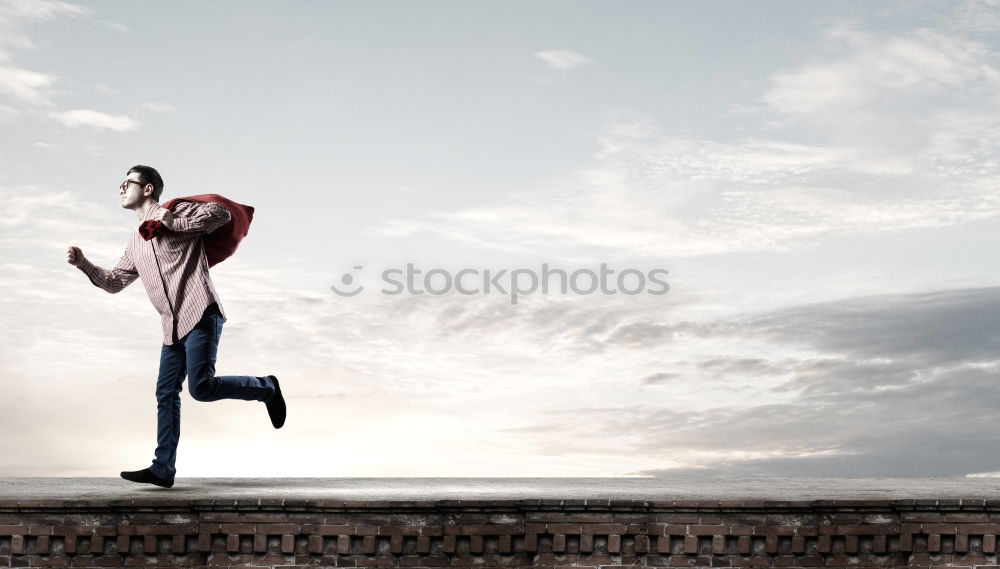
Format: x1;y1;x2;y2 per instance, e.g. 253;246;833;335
265;375;286;429
120;468;174;488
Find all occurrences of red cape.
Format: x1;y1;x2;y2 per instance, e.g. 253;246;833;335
138;194;254;268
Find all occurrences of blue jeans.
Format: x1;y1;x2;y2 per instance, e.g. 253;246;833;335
150;303;275;479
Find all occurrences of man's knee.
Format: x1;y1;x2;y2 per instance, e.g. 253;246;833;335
156;382;182;403
188;376;217;402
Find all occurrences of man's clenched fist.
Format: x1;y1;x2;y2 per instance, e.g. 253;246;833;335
66;246;85;267
153;208;174;229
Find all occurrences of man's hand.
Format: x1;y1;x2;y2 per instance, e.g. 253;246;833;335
67;245;86;267
153;208;174;229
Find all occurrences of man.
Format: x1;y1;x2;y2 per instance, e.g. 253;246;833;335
66;165;286;489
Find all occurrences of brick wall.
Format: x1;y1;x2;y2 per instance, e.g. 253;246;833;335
1;497;999;567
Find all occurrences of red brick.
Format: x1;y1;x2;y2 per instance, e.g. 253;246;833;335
569;514;614;523
955;533;969;552
898;533;912;551
956;524;999;535
241;513;289;523
0;526;24;536
765;534;778;553
470;534;483;553
379;525;421;536
689;525;728;536
924;524;957;534
711;535;724;554
253;533;267;553
220;523;255;535
259;523;300;535
64;534;77;554
174;535;187;554
635;534;650;553
361;535;375;553
585;523;627;535
944;513;989;523
280;534;294;553
683;535;698;554
523;534;537;552
655;535;670;553
142;535;156;554
607;534;621;553
838;525;880;535
985;534;997;553
928;534;941;552
729;524;754;536
226;533;239;552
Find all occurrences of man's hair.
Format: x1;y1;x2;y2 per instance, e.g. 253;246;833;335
127;165;164;201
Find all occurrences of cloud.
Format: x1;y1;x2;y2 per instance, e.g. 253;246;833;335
369;114;1000;259
535;49;592;70
763;27;1000;125
140;102;175;113
6;186;1000;477
0;0;86;107
0;61;55;105
32;141;61;150
50;109;139;131
0;0;87;51
499;286;1000;477
370;17;1000;262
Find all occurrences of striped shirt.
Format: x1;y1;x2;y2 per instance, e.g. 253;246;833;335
77;199;232;345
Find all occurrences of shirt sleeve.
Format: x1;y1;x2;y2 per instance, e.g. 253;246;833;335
170;202;232;234
77;249;139;293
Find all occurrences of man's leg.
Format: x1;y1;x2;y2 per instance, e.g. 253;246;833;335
150;341;186;480
185;304;275;404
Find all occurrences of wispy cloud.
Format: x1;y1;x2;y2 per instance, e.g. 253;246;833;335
0;61;55;105
50;108;139;131
0;0;88;51
0;0;86;107
32;141;61;150
535;48;592;70
763;28;1000;118
369;114;1000;259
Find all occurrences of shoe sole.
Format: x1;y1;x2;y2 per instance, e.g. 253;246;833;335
268;375;286;429
120;473;174;489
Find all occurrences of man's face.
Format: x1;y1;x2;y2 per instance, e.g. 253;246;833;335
119;172;149;209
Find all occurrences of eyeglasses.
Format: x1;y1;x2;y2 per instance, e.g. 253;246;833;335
120;180;146;192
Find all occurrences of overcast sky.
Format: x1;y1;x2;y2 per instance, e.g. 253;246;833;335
2;0;1000;478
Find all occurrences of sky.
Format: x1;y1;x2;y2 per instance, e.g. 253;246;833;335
2;0;1000;478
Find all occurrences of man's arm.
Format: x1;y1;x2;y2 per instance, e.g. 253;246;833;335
167;202;232;234
68;245;139;294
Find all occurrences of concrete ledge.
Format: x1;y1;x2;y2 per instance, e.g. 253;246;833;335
1;477;999;568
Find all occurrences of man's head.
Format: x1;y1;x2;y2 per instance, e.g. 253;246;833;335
120;165;164;210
